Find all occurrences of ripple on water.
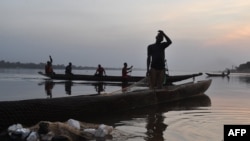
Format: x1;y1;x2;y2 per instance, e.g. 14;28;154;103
163;106;250;141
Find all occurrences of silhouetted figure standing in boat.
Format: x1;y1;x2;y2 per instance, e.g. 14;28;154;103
221;69;230;77
122;62;133;78
95;64;106;76
65;62;73;75
45;55;55;75
224;69;230;76
147;30;172;89
222;71;225;76
122;62;133;87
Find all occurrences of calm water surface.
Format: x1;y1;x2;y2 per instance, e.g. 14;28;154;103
0;69;250;141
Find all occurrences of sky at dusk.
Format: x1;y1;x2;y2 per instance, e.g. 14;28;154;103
1;0;250;72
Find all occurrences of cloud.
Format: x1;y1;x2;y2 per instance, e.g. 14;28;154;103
203;24;250;50
1;0;250;71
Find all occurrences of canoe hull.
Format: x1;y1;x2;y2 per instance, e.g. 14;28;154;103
38;71;203;83
206;70;230;77
206;73;229;77
0;79;211;132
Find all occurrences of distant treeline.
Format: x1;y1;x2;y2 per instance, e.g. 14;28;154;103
1;60;250;72
235;61;250;72
0;60;99;70
0;60;142;70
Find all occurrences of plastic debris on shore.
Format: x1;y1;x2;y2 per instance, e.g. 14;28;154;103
7;118;113;141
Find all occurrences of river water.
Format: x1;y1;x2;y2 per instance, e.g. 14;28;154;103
0;69;250;141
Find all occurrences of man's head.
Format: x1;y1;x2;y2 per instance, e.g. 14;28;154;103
156;33;163;43
124;62;127;67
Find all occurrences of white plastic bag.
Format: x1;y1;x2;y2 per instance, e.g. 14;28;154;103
8;123;31;139
94;124;113;137
67;119;80;130
83;128;96;134
8;123;23;134
26;132;39;141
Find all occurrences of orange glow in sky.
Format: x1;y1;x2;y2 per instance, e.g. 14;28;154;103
0;0;250;71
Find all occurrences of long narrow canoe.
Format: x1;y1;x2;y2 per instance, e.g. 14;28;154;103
206;70;230;77
0;79;211;132
38;71;203;83
205;72;230;77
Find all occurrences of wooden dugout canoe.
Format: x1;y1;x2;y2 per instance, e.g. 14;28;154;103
0;79;211;132
38;71;203;83
206;70;230;77
205;73;230;77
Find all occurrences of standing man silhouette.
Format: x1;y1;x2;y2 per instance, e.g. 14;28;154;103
45;55;55;75
65;62;73;75
147;30;172;89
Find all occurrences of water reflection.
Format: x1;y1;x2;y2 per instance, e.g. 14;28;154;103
146;113;167;141
94;82;106;94
39;80;100;96
206;75;230;82
145;94;211;141
87;94;211;141
44;80;54;98
238;75;250;84
65;81;73;95
38;80;129;97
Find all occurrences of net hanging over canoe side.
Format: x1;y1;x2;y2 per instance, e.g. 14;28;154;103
109;77;149;95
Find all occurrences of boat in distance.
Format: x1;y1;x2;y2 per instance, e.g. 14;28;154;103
0;79;211;131
205;73;230;77
206;70;230;77
38;71;203;83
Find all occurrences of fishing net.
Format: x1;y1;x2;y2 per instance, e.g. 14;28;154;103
109;77;149;95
